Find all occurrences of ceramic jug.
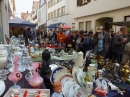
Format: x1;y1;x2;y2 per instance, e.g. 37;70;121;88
0;54;7;70
75;51;84;67
28;62;43;88
0;43;8;57
88;64;96;82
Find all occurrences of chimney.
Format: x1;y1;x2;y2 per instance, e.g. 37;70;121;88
27;11;28;14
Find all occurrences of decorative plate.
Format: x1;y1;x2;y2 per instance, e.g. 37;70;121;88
0;80;5;96
60;75;72;83
50;66;64;83
69;83;81;97
74;87;87;97
76;69;90;87
72;66;79;83
62;77;77;97
54;69;71;82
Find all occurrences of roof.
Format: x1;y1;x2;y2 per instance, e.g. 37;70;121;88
21;12;29;20
109;21;130;27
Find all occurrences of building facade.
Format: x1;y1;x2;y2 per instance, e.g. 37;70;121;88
37;0;47;30
73;0;130;32
0;0;10;43
47;0;74;29
8;0;16;19
31;1;39;29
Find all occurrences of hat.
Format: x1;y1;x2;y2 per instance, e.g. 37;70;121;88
83;33;87;36
96;26;103;32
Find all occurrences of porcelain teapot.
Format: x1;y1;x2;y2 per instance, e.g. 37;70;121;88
0;43;8;57
0;54;7;70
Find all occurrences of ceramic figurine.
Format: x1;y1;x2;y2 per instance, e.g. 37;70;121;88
0;53;7;70
51;82;63;97
39;49;52;89
28;62;43;88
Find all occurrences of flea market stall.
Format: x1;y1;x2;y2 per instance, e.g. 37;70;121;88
1;31;130;97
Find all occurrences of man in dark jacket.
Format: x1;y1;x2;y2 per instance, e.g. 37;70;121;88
92;26;110;58
113;26;127;63
82;33;92;58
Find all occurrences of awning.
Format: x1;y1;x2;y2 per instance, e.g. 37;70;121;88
109;21;130;27
46;24;58;28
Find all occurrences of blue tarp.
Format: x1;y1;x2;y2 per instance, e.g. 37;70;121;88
46;24;58;28
9;18;36;27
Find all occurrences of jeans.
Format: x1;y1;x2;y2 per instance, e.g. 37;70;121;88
113;51;122;63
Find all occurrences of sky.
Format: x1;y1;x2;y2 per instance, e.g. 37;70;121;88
15;0;39;17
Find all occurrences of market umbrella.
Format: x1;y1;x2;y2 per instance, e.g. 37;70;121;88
61;25;71;29
9;18;36;27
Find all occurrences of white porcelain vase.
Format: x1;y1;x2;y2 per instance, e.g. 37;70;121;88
88;64;96;82
75;51;84;67
0;54;7;70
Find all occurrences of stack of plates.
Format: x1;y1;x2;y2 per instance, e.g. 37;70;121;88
0;80;5;96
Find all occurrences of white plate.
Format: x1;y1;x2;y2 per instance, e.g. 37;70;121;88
76;69;84;87
60;75;72;84
0;80;5;96
69;83;80;97
62;78;77;97
72;66;79;83
74;87;88;97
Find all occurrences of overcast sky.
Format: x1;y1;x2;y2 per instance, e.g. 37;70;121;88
15;0;39;17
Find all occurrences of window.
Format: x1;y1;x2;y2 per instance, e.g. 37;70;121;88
50;0;52;6
124;15;130;21
79;22;84;30
82;0;87;4
61;6;65;15
57;8;61;17
54;10;56;18
86;21;91;31
77;0;91;6
72;23;75;31
55;0;57;4
48;1;50;8
48;13;50;20
51;12;53;19
57;0;61;2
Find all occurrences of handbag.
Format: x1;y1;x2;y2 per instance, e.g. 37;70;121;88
67;44;72;47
